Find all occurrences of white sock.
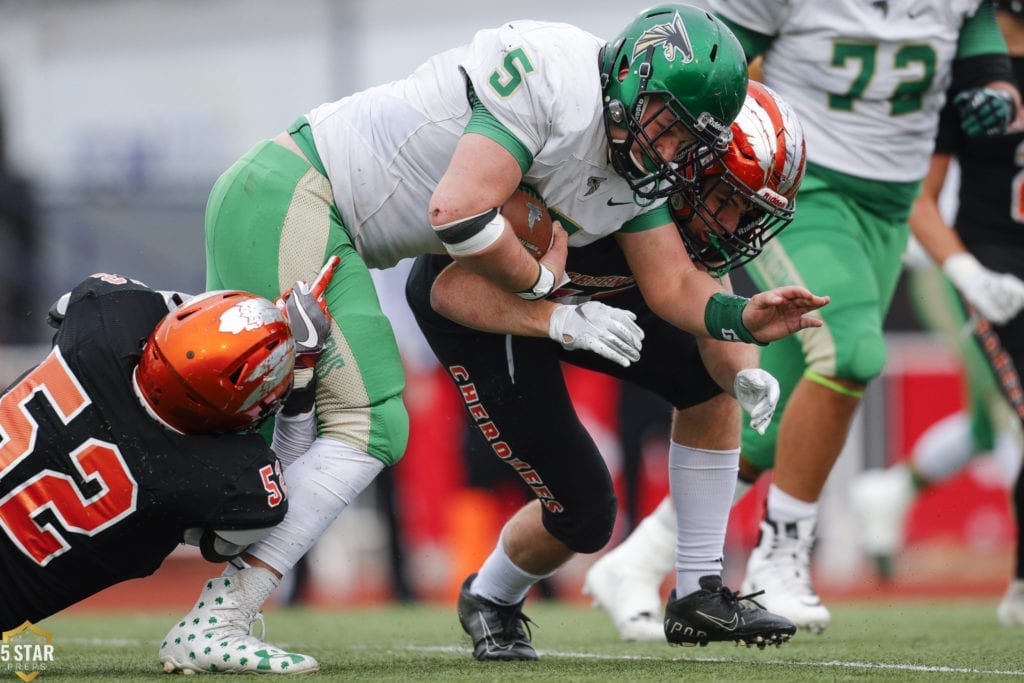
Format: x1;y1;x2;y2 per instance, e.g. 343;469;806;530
765;482;817;524
471;530;554;606
245;437;384;574
911;412;974;483
669;441;738;595
233;567;280;611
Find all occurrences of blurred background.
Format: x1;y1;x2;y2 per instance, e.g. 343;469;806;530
0;0;1012;611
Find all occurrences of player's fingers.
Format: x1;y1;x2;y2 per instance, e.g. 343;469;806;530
311;255;341;301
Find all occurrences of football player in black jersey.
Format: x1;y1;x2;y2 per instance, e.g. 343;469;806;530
0;259;336;642
852;1;1024;628
405;83;815;658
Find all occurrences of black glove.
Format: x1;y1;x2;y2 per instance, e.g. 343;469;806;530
46;293;70;329
954;87;1016;137
282;371;317;416
197;529;248;563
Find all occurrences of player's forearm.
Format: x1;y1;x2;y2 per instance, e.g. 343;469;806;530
430;261;554;336
909;195;967;266
450;227;552;294
644;268;726;338
697;336;760;395
272;409;317;468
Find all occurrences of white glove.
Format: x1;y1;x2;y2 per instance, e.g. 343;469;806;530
943;253;1024;325
734;368;780;436
182;527;274;562
548;301;644;367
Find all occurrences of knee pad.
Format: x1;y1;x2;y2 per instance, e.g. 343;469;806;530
542;494;618;554
810;330;887;386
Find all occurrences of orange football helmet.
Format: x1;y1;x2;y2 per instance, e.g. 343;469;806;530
133;290;296;434
672;81;807;276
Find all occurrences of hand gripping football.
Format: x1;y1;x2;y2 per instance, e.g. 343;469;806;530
501;187;554;260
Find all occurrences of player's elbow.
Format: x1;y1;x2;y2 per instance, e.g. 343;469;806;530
431;206;505;258
429;274;459;321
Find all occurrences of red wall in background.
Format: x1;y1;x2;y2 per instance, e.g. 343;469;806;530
887;369;1015;550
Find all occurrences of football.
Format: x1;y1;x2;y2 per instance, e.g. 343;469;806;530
501;187;554;259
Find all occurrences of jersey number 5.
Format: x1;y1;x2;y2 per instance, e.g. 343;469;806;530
0;348;138;566
488;48;535;98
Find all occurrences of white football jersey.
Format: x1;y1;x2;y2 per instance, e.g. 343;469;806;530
307;20;664;270
709;0;986;182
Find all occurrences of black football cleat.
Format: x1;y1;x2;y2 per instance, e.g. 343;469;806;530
457;574;538;661
664;575;796;649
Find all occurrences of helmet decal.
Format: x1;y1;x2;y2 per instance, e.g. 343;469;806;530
632;11;694;64
671;81;807;277
239;343;294;411
219;297;281;334
602;5;748;198
134;290;296;434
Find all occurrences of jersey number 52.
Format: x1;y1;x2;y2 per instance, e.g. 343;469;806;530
0;348;138;566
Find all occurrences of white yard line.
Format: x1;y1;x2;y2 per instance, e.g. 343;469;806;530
411;645;1024;677
60;639;1024;677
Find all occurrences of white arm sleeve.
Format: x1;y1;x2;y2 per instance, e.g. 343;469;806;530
271;409;317;469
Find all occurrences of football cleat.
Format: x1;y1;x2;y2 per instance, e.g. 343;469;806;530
742;517;831;634
583;549;666;642
457;573;538;661
849;465;914;579
159;568;319;675
997;579;1024;627
663;575;796;649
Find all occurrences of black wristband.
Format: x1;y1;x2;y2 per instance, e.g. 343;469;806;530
516;262;556;300
282;374;317;416
952;53;1014;93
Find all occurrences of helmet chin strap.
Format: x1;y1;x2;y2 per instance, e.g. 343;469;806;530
131;366;185;435
628;148;649;174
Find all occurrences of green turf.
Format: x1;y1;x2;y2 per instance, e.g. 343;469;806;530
25;598;1024;681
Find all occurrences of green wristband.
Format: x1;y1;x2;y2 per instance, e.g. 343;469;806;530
704;292;765;345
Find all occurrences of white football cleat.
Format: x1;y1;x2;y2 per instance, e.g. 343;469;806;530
159;568;319;675
997;579;1024;627
849;465;914;578
583;549;666;642
741;517;831;635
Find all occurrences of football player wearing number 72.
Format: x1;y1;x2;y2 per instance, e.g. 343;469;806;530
698;0;1023;635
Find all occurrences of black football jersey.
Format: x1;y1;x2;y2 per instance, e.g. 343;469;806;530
0;274;287;629
553;238;639;304
937;56;1024;256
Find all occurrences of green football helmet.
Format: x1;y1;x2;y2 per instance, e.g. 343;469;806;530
601;4;748;199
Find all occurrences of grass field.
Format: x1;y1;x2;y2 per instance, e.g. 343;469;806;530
24;598;1024;681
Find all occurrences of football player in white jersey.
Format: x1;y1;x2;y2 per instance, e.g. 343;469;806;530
701;0;1022;634
408;80;811;658
579;0;1024;641
159;3;830;673
852;0;1024;628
